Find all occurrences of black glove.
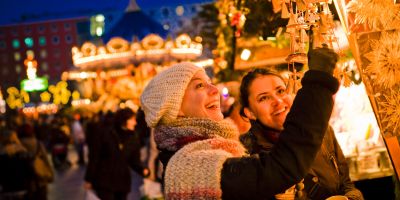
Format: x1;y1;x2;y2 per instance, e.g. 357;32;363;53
307;44;338;75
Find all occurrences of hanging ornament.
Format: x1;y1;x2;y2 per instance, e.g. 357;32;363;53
272;0;283;13
281;2;290;19
286;13;298;34
347;0;400;31
364;31;400;89
283;0;341;93
378;89;400;135
296;0;307;11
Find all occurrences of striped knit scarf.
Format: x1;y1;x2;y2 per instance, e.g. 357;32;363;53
154;118;247;200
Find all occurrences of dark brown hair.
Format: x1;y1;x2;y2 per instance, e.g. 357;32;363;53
239;68;285;118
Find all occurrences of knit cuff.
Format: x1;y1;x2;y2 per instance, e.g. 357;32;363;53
301;70;339;94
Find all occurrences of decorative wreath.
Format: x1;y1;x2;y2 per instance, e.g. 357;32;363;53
378;89;400;135
175;34;192;48
81;42;97;57
141;34;164;50
364;31;400;89
347;0;400;30
106;37;129;53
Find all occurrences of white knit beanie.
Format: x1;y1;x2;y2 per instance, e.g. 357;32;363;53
140;62;205;127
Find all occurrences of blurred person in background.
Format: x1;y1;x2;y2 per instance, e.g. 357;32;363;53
84;108;149;200
71;113;86;165
49;115;71;170
224;101;251;135
0;128;33;200
19;123;54;200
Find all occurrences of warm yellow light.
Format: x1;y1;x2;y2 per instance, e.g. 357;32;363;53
176;6;184;16
72;34;204;69
40;91;51;102
195;36;202;43
72;90;80;100
6;87;29;109
240;49;251;61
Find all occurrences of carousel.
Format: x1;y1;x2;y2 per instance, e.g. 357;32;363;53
63;33;212;113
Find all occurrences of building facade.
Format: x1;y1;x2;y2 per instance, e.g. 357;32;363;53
0;17;91;89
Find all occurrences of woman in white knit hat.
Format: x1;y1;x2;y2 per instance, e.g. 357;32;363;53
140;46;339;200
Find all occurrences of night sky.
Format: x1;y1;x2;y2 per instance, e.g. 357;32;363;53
0;0;213;26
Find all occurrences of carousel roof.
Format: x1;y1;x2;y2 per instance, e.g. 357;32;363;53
103;10;168;43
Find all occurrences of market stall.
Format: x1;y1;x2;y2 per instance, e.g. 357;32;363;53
334;0;400;180
214;1;398;195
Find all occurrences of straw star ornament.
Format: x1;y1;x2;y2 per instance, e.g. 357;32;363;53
378;90;400;135
347;0;400;30
364;31;400;89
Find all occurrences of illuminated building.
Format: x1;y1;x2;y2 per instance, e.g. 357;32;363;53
0;17;91;89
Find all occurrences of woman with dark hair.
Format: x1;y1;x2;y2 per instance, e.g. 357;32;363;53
84;108;149;200
239;58;363;198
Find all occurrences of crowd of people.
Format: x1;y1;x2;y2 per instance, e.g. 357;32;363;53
0;108;157;200
0;45;365;200
0;113;55;200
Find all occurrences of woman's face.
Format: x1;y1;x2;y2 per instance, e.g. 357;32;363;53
179;70;224;121
244;75;292;131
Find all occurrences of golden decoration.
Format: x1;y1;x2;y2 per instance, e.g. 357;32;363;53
107;37;129;53
347;0;400;30
49;81;71;105
72;90;80;100
141;34;164;50
364;31;400;89
40;91;51;102
81;42;97;57
72;34;202;69
175;34;191;48
378;89;400;135
6;87;29;109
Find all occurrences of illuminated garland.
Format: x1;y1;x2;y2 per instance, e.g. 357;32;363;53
107;37;129;53
72;34;203;68
214;0;248;70
175;34;191;48
6;87;29;109
49;81;71;105
81;42;97;57
142;34;164;49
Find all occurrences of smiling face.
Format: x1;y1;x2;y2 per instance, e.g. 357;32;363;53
244;75;292;131
178;70;224;121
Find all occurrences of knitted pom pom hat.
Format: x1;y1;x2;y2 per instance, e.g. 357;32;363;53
140;62;204;127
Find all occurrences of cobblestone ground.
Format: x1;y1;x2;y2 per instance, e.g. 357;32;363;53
47;145;144;200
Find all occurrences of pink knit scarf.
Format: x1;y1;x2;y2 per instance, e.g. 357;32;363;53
154;118;240;151
154;118;247;199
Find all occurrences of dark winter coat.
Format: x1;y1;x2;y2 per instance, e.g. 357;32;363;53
158;70;339;199
0;144;33;196
240;115;363;199
84;126;145;193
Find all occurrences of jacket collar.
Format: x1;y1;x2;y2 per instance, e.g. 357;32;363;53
250;120;281;145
